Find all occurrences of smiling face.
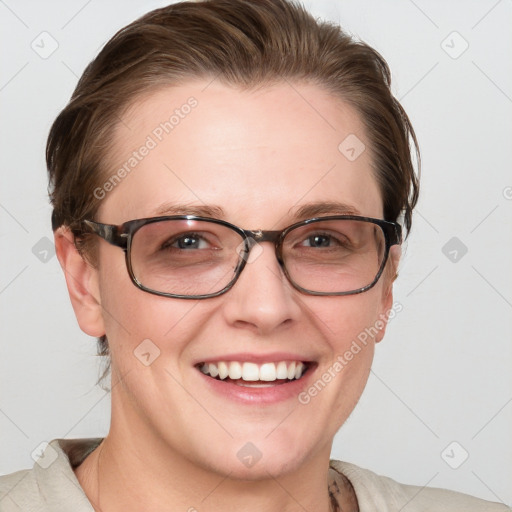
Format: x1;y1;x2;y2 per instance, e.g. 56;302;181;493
72;80;398;479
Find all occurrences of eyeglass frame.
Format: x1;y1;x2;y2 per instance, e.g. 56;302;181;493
81;214;402;299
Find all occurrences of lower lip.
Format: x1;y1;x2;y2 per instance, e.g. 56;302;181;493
197;366;316;405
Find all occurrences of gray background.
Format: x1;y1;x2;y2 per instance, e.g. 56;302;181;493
1;0;511;505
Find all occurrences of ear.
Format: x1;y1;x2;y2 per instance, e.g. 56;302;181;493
375;244;401;343
54;227;105;337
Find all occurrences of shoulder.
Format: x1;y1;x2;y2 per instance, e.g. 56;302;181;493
0;439;101;512
330;460;510;512
0;468;38;511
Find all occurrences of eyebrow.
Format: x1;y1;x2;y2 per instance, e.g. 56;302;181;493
290;201;362;219
151;200;362;221
152;202;225;218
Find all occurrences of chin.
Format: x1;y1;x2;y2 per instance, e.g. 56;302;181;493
189;428;323;481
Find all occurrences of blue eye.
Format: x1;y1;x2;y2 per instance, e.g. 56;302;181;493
176;235;204;249
300;232;349;249
304;234;332;248
163;232;211;250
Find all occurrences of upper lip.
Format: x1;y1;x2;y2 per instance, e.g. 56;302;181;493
194;352;314;365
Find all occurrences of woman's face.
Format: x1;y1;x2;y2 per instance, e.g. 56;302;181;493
88;80;397;478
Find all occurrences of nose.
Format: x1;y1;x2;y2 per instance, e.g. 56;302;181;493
221;240;301;335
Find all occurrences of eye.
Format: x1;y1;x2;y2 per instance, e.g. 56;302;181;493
302;234;332;248
300;232;349;249
164;232;211;250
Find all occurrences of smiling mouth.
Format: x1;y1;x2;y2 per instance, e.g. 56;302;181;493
196;360;311;387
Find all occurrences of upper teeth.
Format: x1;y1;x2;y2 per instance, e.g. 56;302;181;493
199;361;306;382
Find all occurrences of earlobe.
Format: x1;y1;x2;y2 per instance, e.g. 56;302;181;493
389;244;402;283
375;286;393;343
54;227;105;337
375;244;401;343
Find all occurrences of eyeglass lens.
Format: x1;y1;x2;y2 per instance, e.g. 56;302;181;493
129;218;387;296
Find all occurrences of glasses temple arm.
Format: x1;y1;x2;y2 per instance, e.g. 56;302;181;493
82;220;127;248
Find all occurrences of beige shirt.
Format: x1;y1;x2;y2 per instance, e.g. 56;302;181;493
0;439;508;511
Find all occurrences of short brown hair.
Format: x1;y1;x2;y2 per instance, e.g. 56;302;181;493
47;0;420;381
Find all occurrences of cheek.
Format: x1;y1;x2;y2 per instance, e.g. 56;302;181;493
96;249;207;369
303;291;384;421
314;287;385;344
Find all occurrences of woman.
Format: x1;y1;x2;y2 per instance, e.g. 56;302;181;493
0;1;508;510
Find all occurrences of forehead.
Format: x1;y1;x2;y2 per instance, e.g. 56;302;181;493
99;80;382;226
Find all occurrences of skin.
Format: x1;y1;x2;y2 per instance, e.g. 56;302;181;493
55;80;400;512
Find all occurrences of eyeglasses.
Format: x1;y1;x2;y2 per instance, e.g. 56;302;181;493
81;215;401;299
